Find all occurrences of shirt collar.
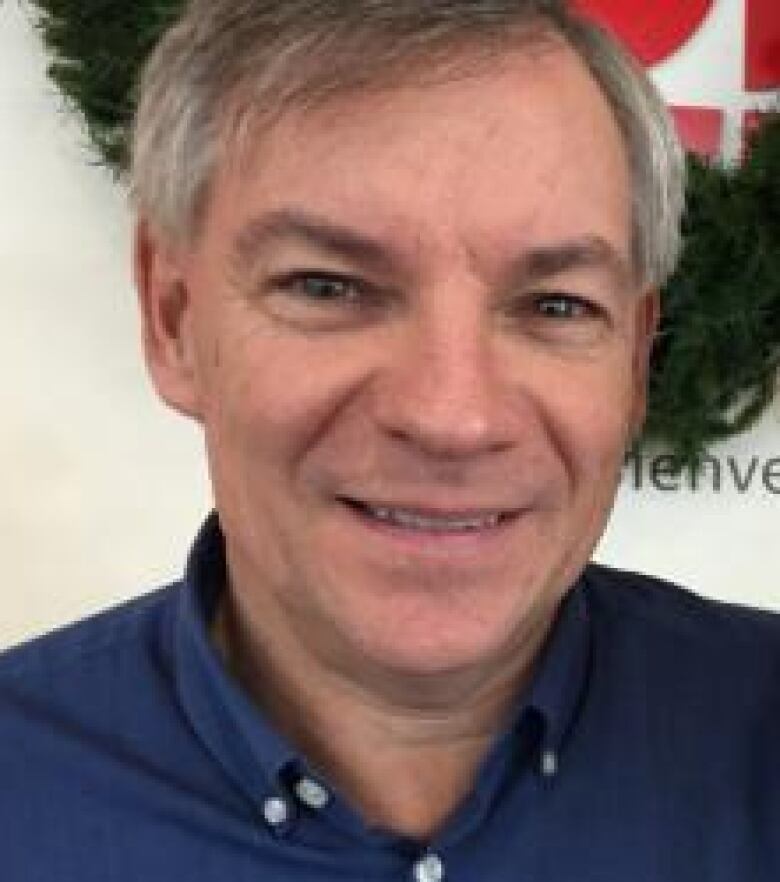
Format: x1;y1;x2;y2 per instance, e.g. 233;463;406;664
173;512;300;808
521;576;592;759
172;513;592;809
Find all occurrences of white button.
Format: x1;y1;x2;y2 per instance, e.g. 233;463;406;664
414;853;445;882
262;796;290;826
540;750;558;777
294;777;330;809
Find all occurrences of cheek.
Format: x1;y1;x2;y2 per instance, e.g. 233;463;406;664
203;329;377;484
538;358;637;487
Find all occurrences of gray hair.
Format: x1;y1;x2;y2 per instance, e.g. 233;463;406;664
131;0;684;288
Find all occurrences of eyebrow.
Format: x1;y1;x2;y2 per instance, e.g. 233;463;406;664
232;207;633;288
231;209;403;276
513;238;633;288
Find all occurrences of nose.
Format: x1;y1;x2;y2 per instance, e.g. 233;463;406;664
370;302;518;459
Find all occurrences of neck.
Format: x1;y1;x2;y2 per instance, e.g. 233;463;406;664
212;588;545;839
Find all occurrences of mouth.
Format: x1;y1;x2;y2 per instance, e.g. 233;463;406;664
338;498;519;534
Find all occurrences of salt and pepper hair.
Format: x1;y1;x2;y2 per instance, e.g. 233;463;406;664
131;0;684;288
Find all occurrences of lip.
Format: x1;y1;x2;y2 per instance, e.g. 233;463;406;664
336;496;524;551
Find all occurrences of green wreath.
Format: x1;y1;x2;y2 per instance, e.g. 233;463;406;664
27;0;780;466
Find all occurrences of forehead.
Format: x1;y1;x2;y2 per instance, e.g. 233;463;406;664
206;40;631;270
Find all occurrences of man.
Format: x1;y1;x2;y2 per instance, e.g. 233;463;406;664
2;0;779;878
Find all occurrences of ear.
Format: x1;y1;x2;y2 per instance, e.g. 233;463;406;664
134;220;202;421
628;288;660;437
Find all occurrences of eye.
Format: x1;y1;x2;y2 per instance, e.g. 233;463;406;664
534;293;596;319
259;268;392;332
274;271;366;302
500;290;611;349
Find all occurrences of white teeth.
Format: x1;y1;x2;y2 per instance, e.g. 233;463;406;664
366;506;501;531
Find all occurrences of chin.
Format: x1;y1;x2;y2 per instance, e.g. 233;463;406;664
340;601;531;683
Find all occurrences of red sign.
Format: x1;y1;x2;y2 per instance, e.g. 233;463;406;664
575;0;779;160
574;0;713;65
746;0;780;90
670;107;724;159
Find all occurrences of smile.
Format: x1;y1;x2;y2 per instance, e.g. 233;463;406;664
341;499;516;533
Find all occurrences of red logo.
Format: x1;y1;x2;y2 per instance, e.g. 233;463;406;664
575;0;779;159
573;0;713;65
746;0;780;90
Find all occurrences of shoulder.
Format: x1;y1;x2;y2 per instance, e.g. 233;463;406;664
582;562;780;648
0;582;237;876
581;563;780;731
0;584;180;701
0;583;189;824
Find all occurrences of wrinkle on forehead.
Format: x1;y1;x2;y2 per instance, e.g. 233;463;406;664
203;39;632;292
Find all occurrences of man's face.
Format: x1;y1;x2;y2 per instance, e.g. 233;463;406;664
140;41;656;683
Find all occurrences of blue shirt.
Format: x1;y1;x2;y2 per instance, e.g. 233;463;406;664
2;513;780;881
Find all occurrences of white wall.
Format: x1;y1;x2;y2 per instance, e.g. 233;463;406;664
0;0;778;650
0;3;210;648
